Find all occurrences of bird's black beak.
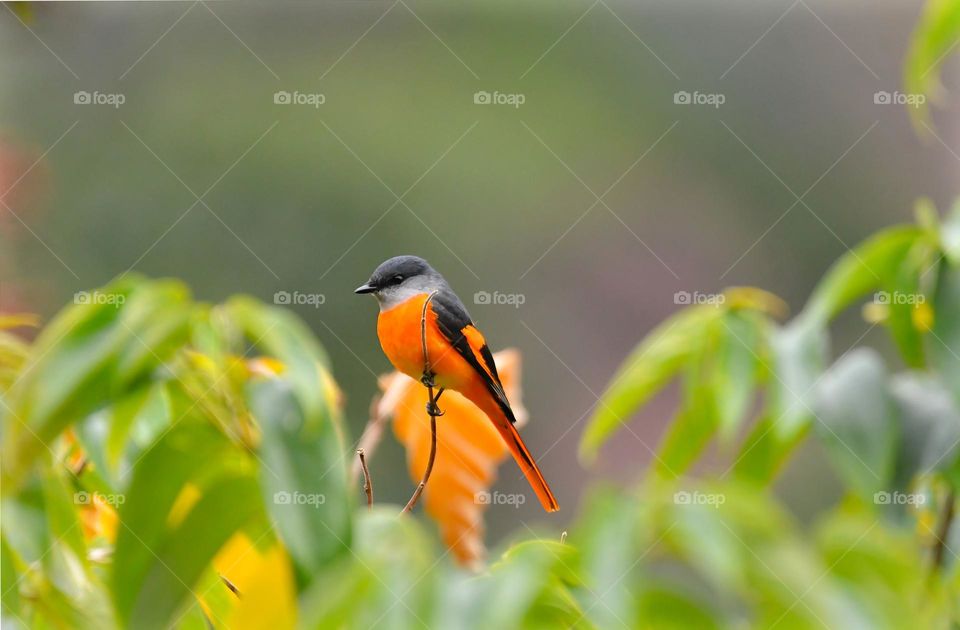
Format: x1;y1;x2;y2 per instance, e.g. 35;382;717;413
354;282;377;295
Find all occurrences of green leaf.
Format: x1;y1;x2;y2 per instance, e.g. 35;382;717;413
350;507;437;627
803;226;923;325
125;474;260;629
1;474;115;629
102;386;152;473
768;321;827;441
225;297;333;421
248;378;350;586
431;538;585;629
929;260;960;405
103;382;173;483
937;199;960;264
181;567;234;630
0;481;48;569
665;481;794;594
580;305;723;464
812;349;898;498
656;342;720;478
572;487;643;627
0;330;30;392
635;587;721;630
2;278;192;491
734;320;827;483
481;540;583;629
733;413;809;485
112;421;245;627
40;467;87;566
881;245;929;368
713;311;762;444
172;603;214;630
814;504;947;627
662;483;878;629
658;311;763;477
889;373;960;488
297;555;377;629
223;297;351;585
1;536;22;624
905;0;960;130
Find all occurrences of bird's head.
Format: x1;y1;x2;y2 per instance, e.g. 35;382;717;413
355;255;443;309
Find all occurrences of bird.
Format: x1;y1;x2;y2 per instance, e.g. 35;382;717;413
355;255;559;512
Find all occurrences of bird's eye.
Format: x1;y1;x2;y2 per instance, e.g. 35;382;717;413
391;275;404;285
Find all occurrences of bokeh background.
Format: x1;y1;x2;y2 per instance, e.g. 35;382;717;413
2;0;958;541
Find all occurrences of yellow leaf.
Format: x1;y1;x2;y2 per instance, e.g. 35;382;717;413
211;533;297;630
911;301;934;331
168;483;202;528
0;313;39;330
246;356;286;378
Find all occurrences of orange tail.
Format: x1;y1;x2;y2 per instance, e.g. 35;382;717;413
467;386;558;512
495;417;559;512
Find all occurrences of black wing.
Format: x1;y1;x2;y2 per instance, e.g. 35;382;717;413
430;289;516;423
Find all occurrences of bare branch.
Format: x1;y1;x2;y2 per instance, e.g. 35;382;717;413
350;394;388;485
357;448;373;508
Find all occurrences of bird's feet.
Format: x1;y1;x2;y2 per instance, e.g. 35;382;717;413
420;372;436;388
420;373;444;415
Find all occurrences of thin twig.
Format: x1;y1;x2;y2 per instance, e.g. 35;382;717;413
219;574;241;599
350;394;388;485
70;457;89;477
402;413;437;513
402;290;442;514
357;448;373;508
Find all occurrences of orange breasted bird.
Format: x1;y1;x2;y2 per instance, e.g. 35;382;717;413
355;255;559;512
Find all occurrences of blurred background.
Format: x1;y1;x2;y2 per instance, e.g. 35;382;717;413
2;0;957;541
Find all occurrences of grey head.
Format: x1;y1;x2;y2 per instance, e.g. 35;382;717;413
354;255;447;310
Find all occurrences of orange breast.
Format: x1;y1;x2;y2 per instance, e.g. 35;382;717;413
376;294;475;391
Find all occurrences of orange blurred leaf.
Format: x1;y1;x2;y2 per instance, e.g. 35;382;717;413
79;493;118;544
381;349;526;568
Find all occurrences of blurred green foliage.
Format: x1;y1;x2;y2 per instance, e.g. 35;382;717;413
583;204;960;492
1;279;352;628
3;0;960;627
906;0;960;128
3;204;960;627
